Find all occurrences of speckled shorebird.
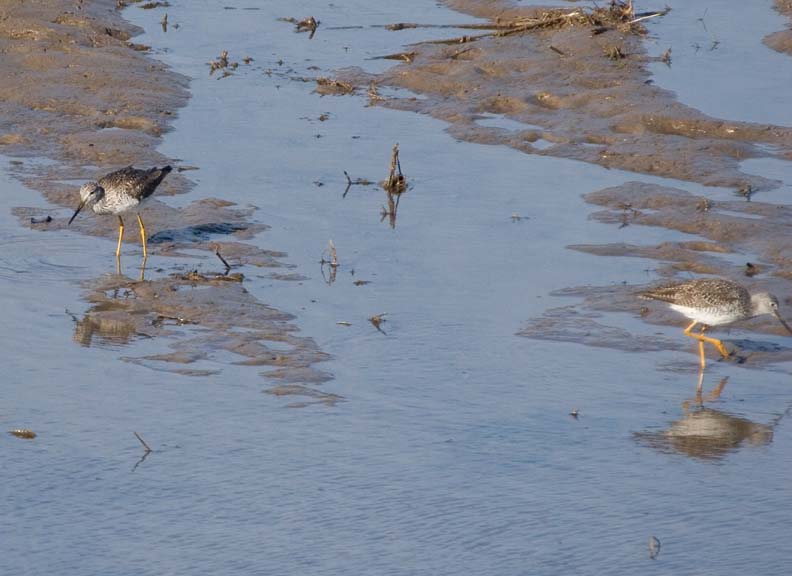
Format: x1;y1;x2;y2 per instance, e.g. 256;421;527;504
68;166;172;260
640;278;792;368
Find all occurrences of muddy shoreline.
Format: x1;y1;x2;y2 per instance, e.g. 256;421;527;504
0;0;332;393
332;0;792;367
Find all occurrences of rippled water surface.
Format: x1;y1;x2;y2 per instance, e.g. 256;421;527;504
3;2;792;575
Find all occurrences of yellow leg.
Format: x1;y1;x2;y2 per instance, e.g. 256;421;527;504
698;332;731;359
136;213;147;260
116;215;125;258
683;321;707;368
683;321;730;366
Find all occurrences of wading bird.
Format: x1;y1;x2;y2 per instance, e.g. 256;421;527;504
640;278;792;368
69;165;172;260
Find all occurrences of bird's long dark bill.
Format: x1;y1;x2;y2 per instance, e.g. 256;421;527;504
773;310;792;335
68;199;86;225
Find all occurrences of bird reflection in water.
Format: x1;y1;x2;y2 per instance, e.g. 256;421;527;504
68;282;146;348
634;372;776;460
69;305;139;348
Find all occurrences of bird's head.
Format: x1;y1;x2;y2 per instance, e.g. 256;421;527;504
752;292;792;334
69;182;104;225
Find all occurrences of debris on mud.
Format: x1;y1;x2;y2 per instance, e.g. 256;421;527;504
369;313;388;334
315;77;355;96
209;50;239;77
9;429;37;439
280;16;320;39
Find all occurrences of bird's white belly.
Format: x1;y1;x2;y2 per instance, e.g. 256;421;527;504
92;194;142;215
669;304;734;326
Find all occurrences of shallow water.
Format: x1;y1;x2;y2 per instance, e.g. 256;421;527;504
4;2;792;575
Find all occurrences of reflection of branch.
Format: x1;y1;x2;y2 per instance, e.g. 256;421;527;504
649;536;661;560
132;431;153;472
343;170;372;197
320;240;339;285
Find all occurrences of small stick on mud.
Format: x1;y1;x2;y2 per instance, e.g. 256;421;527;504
134;431;153;453
214;245;232;274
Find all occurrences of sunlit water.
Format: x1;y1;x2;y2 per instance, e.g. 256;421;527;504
3;2;792;575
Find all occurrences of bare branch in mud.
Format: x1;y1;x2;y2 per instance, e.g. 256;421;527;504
214;245;232;274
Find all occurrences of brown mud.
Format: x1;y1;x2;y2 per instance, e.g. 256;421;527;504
764;0;792;55
0;1;332;393
337;0;792;192
521;181;792;368
321;0;792;368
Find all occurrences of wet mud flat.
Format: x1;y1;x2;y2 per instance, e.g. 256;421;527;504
0;0;331;393
320;0;792;368
5;2;792;576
